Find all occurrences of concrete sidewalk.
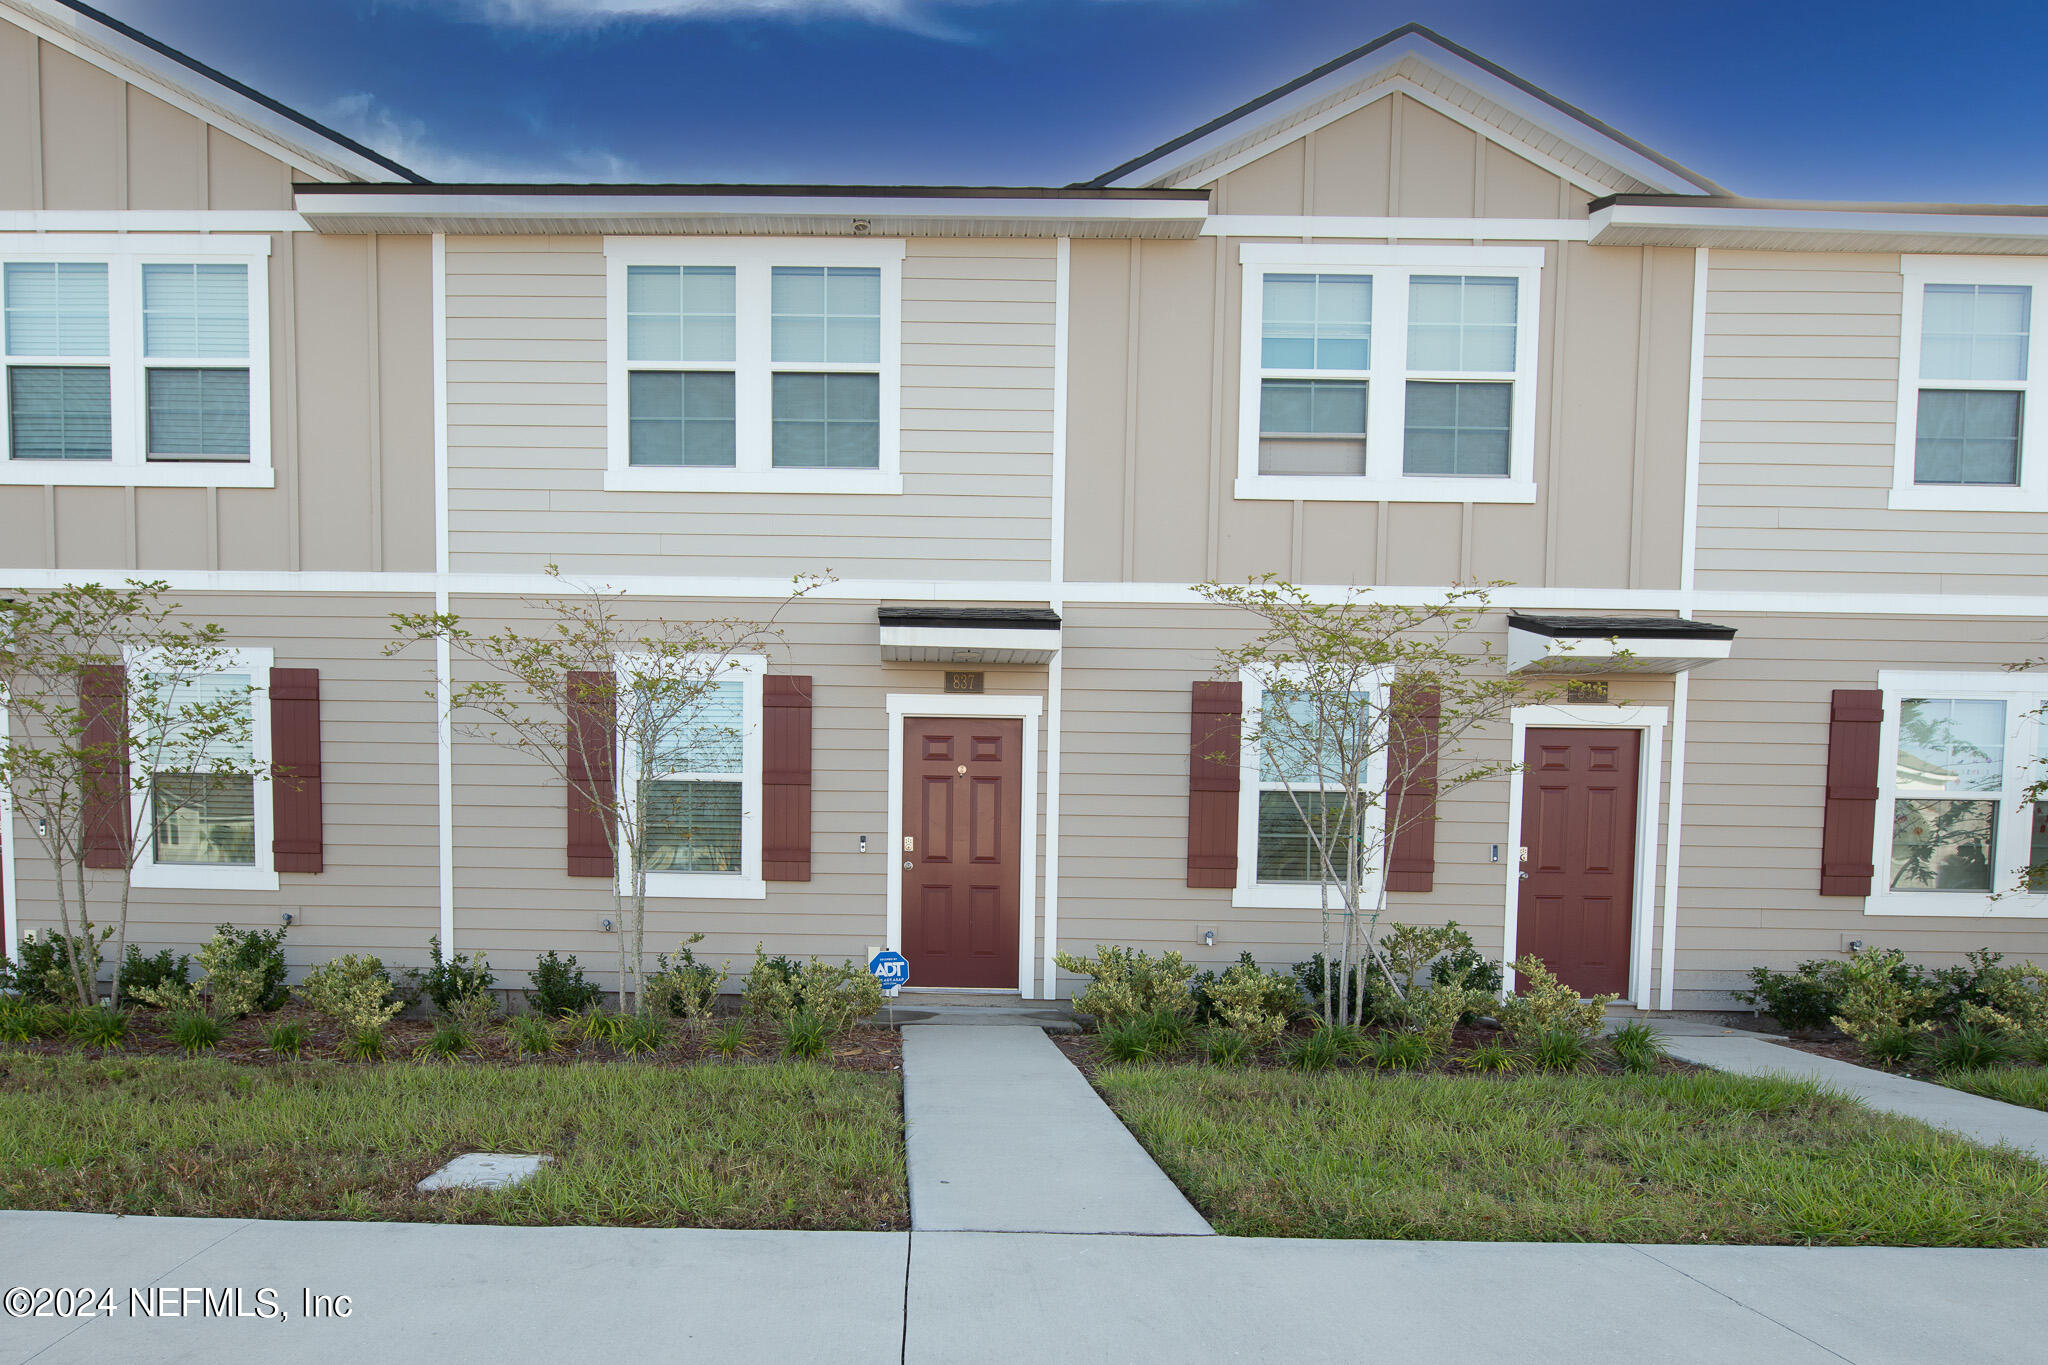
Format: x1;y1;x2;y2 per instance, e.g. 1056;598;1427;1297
899;1024;1210;1234
1662;1032;2048;1161
3;1212;2043;1365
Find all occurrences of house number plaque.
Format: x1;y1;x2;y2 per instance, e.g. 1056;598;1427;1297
945;671;985;693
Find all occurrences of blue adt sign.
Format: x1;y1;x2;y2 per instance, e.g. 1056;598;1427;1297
868;950;910;990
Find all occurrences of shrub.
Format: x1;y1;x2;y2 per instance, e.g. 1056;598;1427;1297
1495;956;1614;1040
264;1020;306;1058
1205;1029;1255;1066
741;948;803;1022
1194;955;1300;1045
1462;1040;1518;1073
780;1012;828;1060
117;946;192;1007
1368;1030;1430;1070
337;1025;388;1062
1953;959;2048;1037
1429;933;1505;1008
1608;1021;1668;1073
167;1010;223;1056
65;1004;128;1048
0;998;63;1042
1831;946;1941;1044
411;935;494;1016
416;1022;473;1061
294;954;404;1032
1054;945;1197;1029
1;926;112;1005
613;1012;668;1055
1525;1027;1595;1073
644;935;724;1022
526;950;603;1018
1863;1025;1921;1066
1923;1023;2014;1073
1732;960;1845;1033
193;923;290;1017
740;949;881;1034
709;1019;749;1058
1406;981;1493;1053
506;1013;559;1056
1289;953;1390;1024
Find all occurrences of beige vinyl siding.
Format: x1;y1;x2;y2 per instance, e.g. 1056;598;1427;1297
442;237;1055;581
1669;612;2048;1007
1697;250;2048;595
5;593;442;974
1064;236;1694;590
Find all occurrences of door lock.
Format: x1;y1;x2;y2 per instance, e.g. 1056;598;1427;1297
904;860;914;870
902;835;914;853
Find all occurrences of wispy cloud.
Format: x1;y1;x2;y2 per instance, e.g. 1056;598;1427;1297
431;0;1035;40
320;91;644;182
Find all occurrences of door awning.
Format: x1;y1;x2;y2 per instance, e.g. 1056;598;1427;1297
1506;614;1735;675
878;607;1061;665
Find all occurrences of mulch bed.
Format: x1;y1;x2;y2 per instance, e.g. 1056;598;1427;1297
16;1005;902;1073
1053;1019;1692;1079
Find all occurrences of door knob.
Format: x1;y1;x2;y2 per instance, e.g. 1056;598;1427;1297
904;860;914;870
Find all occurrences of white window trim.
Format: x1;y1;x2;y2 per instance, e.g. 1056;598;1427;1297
0;234;273;489
1890;256;2048;512
1235;242;1542;504
617;652;767;901
1867;669;2048;918
603;237;904;495
1233;664;1392;910
128;646;276;892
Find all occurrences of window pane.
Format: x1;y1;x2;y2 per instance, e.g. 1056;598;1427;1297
151;773;256;866
1258;690;1370;783
142;263;248;358
1896;697;2006;792
1256;791;1359;883
626;265;734;364
1920;283;2029;382
628;370;736;467
1258;378;1367;475
8;366;111;460
1407;275;1516;373
772;372;880;468
649;678;745;775
1914;389;2021;485
1889;797;1995;891
4;262;108;356
1260;273;1370;371
772;266;880;363
641;780;742;874
1403;380;1511;477
146;368;250;459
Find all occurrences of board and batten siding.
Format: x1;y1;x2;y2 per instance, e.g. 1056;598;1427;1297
442;237;1056;581
1696;250;2048;595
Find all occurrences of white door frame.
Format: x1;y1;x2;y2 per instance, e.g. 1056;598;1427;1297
885;693;1043;999
1503;703;1666;1008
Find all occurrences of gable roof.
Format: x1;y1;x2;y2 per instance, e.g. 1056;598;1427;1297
4;0;423;183
1087;22;1728;197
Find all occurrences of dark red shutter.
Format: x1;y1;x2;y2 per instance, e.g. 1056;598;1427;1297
1187;680;1242;889
80;663;129;869
1821;687;1884;896
1385;682;1441;893
270;668;324;873
566;670;616;878
763;675;813;882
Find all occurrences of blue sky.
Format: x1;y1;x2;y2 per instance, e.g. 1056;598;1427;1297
90;0;2048;199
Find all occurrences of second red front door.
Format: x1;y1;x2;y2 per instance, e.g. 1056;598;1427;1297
901;716;1022;989
1516;727;1639;998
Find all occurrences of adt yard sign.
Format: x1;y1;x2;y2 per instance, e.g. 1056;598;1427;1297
868;950;910;990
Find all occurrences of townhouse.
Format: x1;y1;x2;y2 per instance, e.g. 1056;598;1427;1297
4;1;2046;1009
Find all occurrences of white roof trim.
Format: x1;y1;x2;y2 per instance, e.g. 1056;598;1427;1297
1506;627;1731;676
1591;202;2048;254
0;0;409;183
1104;32;1708;196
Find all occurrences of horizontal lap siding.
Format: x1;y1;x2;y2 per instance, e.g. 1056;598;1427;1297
443;237;1055;581
1696;250;2048;595
1671;612;2048;1008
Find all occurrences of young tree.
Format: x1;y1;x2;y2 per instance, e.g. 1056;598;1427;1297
388;568;823;1015
0;581;263;1007
1198;577;1543;1027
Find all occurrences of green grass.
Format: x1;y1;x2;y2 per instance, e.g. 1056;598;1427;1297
1089;1065;2048;1245
1939;1067;2048;1113
0;1051;905;1230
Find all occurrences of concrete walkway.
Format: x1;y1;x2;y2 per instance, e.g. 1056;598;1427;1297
1662;1032;2048;1161
3;1212;2042;1364
899;1024;1210;1234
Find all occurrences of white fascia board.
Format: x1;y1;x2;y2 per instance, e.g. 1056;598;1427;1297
1206;215;1591;242
1506;628;1731;675
1591;202;2048;248
0;212;309;233
1104;33;1697;194
295;192;1210;233
3;0;404;183
878;625;1061;664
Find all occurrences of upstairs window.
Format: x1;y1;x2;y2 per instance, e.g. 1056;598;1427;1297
0;237;271;488
607;240;902;494
1238;244;1540;504
1893;258;2048;511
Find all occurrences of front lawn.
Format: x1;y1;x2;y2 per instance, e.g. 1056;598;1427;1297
0;1051;906;1229
1089;1065;2048;1245
1939;1066;2048;1112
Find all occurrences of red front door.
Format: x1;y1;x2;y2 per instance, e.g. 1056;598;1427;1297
1516;727;1639;997
901;716;1022;989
